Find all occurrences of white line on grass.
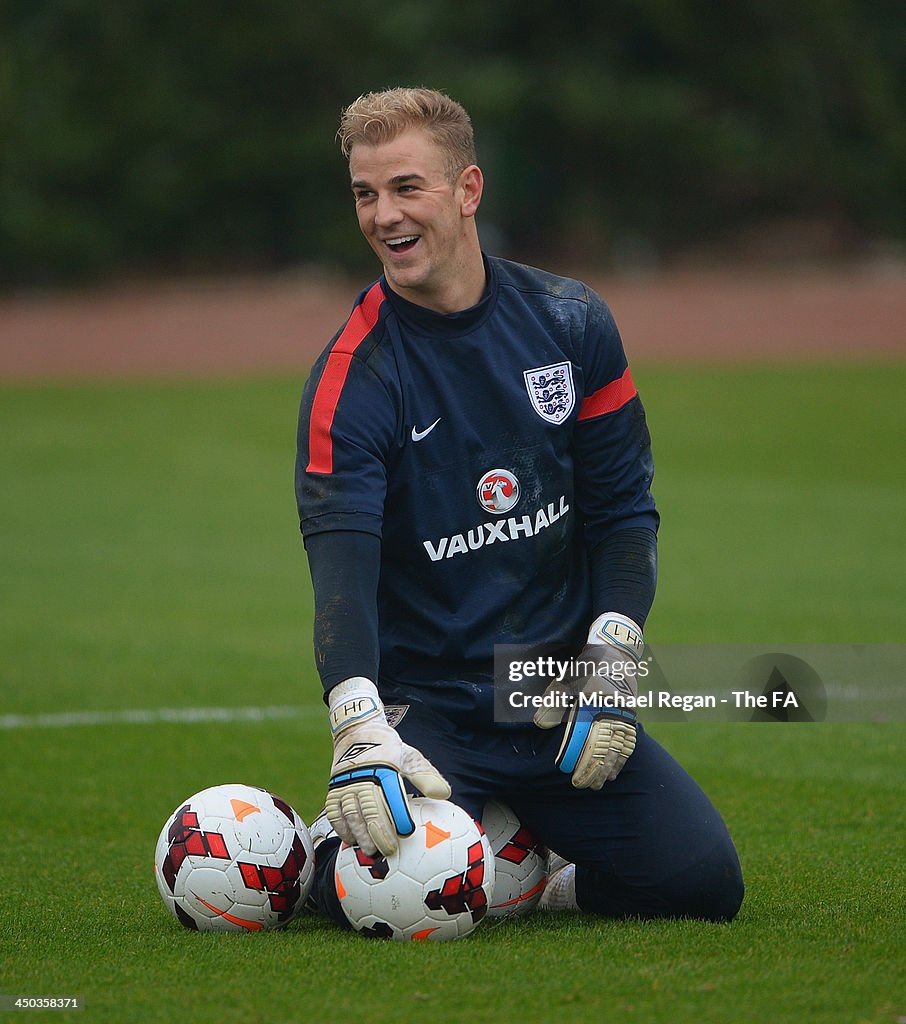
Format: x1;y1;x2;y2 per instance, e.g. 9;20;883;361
0;705;317;730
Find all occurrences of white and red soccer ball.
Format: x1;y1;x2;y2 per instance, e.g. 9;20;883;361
334;797;495;941
154;783;315;931
482;799;548;919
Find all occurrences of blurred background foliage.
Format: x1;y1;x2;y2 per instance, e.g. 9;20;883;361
1;0;904;287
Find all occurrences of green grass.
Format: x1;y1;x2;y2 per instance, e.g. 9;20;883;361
1;367;903;1023
642;364;906;641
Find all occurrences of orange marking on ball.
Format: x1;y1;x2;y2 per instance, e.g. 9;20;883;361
230;798;261;822
424;821;452;848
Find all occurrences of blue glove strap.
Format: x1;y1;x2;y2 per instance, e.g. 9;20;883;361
556;707;638;776
328;764;415;837
557;718;592;774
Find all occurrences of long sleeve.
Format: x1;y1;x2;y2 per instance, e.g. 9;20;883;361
589;526;657;628
304;529;382;695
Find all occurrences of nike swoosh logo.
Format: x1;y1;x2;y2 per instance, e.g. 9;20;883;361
411;418;441;442
195;895;264;931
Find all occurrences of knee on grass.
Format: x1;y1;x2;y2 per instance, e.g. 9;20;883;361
577;844;745;923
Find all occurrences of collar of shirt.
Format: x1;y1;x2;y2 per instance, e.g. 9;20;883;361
379;254;499;337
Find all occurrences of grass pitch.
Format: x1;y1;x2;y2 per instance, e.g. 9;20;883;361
1;367;903;1023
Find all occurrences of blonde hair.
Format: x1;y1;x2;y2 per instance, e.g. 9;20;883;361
338;87;476;182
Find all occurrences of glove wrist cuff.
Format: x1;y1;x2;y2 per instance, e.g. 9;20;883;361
587;612;644;662
328;676;384;736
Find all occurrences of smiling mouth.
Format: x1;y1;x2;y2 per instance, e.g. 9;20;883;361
384;235;420;255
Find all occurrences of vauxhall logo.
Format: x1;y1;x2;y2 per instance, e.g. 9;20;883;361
422;468;570;561
476;469;520;515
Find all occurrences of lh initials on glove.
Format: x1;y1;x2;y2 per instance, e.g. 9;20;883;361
534;612;644;788
326;677;451;856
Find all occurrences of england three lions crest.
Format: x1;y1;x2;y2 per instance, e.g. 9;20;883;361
523;362;575;424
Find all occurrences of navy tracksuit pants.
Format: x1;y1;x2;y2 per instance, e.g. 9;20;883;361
315;681;744;924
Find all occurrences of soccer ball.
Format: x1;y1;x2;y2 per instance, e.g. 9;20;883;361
482;799;548;918
154;783;314;931
334;797;495;941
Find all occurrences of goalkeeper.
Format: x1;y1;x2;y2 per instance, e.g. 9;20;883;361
296;87;743;922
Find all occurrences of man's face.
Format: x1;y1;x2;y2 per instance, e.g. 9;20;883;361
349;128;481;311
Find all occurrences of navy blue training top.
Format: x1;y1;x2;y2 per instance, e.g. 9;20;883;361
296;255;658;690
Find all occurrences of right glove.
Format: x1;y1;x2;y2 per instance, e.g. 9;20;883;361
534;612;643;788
325;677;451;856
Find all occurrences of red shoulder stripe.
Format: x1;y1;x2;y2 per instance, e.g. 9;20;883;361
577;367;637;421
306;283;385;474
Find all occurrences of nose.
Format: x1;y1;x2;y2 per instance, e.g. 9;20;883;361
374;190;403;229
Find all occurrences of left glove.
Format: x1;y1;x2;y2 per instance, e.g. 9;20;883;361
534;612;644;788
325;677;451;856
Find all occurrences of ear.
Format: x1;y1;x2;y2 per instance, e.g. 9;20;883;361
458;165;483;218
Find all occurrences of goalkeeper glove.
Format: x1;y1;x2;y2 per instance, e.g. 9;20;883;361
326;677;451;856
534;612;643;788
